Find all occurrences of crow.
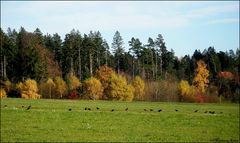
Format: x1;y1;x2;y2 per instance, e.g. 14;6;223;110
125;108;128;111
150;109;153;111
96;107;100;110
220;112;223;114
22;105;24;108
88;108;91;111
144;109;147;111
204;111;208;113
84;107;87;110
158;109;162;112
68;108;72;111
4;105;7;108
194;110;198;113
111;109;114;112
27;105;31;110
211;111;215;114
175;109;178;112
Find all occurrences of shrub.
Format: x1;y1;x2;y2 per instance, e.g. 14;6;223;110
178;80;196;102
16;79;41;99
4;80;11;93
0;88;7;99
68;90;79;99
106;73;134;101
132;76;145;100
82;77;103;100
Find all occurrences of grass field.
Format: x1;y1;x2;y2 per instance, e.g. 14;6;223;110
1;98;239;142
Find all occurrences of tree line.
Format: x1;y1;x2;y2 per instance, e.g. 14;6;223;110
0;27;239;102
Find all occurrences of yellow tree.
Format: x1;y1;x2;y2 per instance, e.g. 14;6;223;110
16;79;41;99
54;76;67;98
83;77;103;100
192;60;209;93
67;74;81;91
0;88;7;99
106;73;134;101
132;76;145;100
46;78;55;99
95;65;114;89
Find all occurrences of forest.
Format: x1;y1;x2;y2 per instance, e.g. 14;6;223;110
0;27;239;103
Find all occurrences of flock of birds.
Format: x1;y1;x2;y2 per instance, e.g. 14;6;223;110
2;104;223;114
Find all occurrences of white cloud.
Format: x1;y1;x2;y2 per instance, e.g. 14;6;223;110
206;18;239;25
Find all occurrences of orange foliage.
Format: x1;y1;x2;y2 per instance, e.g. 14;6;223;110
0;88;7;99
217;71;234;80
192;60;209;93
95;65;114;89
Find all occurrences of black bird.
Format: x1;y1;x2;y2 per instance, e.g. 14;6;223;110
27;105;31;110
111;109;114;112
194;110;198;113
150;109;153;111
68;108;72;111
22;105;24;108
96;107;100;110
204;111;208;113
211;111;215;114
144;109;147;111
88;108;91;111
84;107;87;110
3;105;7;108
158;109;162;112
220;112;223;114
175;109;178;112
125;108;128;111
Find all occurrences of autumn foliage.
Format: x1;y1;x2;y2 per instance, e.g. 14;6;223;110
16;79;41;99
95;65;114;89
83;77;103;100
54;76;67;98
106;73;134;101
67;74;81;91
132;76;145;100
0;88;7;99
192;60;209;93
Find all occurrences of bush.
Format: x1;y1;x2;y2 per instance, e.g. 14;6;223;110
106;73;134;101
68;90;79;99
132;76;145;100
16;79;41;99
178;80;196;102
82;77;103;100
0;88;7;99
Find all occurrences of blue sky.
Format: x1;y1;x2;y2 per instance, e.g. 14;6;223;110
1;1;239;57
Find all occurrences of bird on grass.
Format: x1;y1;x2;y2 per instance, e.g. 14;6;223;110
144;109;147;111
125;108;128;111
150;109;153;111
204;111;208;113
27;105;31;110
220;112;223;114
22;106;24;108
194;110;198;113
88;108;91;111
209;111;215;114
96;107;100;110
175;109;178;112
111;109;114;112
84;107;87;110
3;105;7;108
68;108;72;111
158;109;162;112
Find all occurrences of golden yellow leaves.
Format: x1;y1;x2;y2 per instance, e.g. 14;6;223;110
16;79;40;99
192;60;209;93
83;77;103;100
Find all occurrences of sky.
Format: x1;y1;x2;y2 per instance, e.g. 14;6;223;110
1;1;239;57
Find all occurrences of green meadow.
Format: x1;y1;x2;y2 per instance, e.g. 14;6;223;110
1;98;239;142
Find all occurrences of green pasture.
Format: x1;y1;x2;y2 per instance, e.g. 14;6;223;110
1;98;239;142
